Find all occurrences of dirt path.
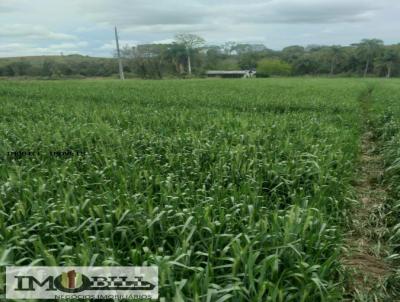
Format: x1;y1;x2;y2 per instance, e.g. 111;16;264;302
343;87;391;299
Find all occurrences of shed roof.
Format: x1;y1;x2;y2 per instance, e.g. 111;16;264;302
206;70;255;75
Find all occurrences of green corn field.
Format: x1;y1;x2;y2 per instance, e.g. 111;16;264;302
0;78;400;301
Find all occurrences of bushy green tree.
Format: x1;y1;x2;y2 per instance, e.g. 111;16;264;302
174;34;205;75
215;58;240;70
375;46;400;78
257;59;292;77
354;39;384;77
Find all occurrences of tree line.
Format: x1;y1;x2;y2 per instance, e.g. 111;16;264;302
1;36;399;78
0;55;116;78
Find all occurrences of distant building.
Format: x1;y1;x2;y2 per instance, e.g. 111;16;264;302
206;70;256;78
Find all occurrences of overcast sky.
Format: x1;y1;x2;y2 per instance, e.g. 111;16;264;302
1;0;399;57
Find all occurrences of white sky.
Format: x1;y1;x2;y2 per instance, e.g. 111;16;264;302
0;0;399;57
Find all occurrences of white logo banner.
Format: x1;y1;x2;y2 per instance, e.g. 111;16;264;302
5;266;158;300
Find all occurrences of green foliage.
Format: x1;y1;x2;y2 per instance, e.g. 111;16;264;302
0;78;375;301
215;58;240;71
1;39;400;78
257;59;292;76
0;55;116;79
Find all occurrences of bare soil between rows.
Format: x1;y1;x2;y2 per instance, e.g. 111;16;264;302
343;88;392;299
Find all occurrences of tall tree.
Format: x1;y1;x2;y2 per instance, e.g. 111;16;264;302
121;44;169;79
379;46;400;78
328;46;343;75
175;33;205;75
203;46;224;70
166;43;188;74
281;46;305;64
355;39;384;77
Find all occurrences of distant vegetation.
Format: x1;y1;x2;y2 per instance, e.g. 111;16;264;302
0;55;115;78
1;37;399;79
256;59;292;77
